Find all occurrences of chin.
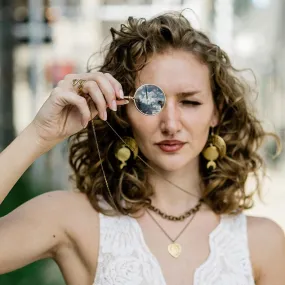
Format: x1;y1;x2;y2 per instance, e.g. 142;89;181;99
150;155;194;172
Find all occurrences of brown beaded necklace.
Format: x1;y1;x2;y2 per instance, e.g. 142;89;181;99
147;198;203;221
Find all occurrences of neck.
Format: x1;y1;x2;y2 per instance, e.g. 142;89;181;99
147;160;203;215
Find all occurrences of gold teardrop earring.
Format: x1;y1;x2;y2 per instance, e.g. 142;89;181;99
114;137;138;169
202;127;227;170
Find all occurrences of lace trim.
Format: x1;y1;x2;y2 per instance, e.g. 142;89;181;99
193;214;255;285
93;212;255;285
93;213;166;285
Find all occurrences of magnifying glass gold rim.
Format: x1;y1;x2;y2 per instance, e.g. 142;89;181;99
123;83;166;116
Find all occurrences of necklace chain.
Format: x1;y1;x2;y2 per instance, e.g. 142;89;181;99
148;199;202;221
146;206;200;242
91;119;119;212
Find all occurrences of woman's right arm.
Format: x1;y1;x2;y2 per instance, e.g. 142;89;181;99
0;190;71;274
0;71;125;204
0;123;70;273
0;72;126;274
0;123;53;204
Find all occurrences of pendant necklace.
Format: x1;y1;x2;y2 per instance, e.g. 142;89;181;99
145;203;201;258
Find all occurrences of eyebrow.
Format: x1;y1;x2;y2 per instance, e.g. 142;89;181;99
177;91;201;97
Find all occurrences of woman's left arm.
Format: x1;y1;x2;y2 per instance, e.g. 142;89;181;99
247;216;285;284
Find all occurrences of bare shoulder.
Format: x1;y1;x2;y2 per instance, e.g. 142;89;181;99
13;189;99;240
0;189;85;223
246;215;285;246
246;215;285;283
247;215;284;236
20;189;95;217
35;189;99;226
47;190;101;275
32;190;101;257
0;189;98;274
42;189;94;210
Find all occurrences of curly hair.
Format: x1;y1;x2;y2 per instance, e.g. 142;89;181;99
68;11;280;216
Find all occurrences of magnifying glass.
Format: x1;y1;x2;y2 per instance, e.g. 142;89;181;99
123;84;166;115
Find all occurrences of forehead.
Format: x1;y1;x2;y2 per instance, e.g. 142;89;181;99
136;50;211;93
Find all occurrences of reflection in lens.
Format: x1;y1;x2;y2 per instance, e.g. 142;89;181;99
133;84;166;115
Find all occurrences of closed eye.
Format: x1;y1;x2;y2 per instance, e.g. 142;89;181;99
181;100;202;106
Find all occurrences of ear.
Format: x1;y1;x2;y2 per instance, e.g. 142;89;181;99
210;105;219;128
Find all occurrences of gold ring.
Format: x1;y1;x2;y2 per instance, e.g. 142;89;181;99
72;79;87;95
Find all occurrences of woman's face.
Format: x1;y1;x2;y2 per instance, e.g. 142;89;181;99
126;49;218;172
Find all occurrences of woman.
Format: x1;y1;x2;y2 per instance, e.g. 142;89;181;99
0;12;284;285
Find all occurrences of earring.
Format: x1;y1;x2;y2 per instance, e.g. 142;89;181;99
114;137;138;169
202;128;226;170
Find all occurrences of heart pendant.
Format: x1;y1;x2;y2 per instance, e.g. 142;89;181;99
168;243;182;258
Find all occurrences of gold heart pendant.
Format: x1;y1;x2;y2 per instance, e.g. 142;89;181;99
168;243;182;258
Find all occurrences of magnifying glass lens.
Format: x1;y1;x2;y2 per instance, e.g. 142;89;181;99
133;84;166;115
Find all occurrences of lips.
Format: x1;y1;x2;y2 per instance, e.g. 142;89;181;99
157;140;185;145
156;140;186;153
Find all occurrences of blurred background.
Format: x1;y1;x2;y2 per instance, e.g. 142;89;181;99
0;0;284;284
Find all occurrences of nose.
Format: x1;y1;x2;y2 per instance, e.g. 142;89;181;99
159;99;182;136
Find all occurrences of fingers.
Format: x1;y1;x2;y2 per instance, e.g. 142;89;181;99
67;73;125;100
82;74;117;112
83;81;107;121
103;73;124;100
55;89;92;127
62;72;129;121
103;73;130;106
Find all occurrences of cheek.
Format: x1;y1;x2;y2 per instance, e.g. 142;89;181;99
132;118;157;139
183;105;214;127
129;119;156;158
182;105;213;146
126;104;156;142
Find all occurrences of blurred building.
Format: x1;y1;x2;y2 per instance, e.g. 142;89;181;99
0;0;15;150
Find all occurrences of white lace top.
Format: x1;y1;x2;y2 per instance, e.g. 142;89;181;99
93;212;255;285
